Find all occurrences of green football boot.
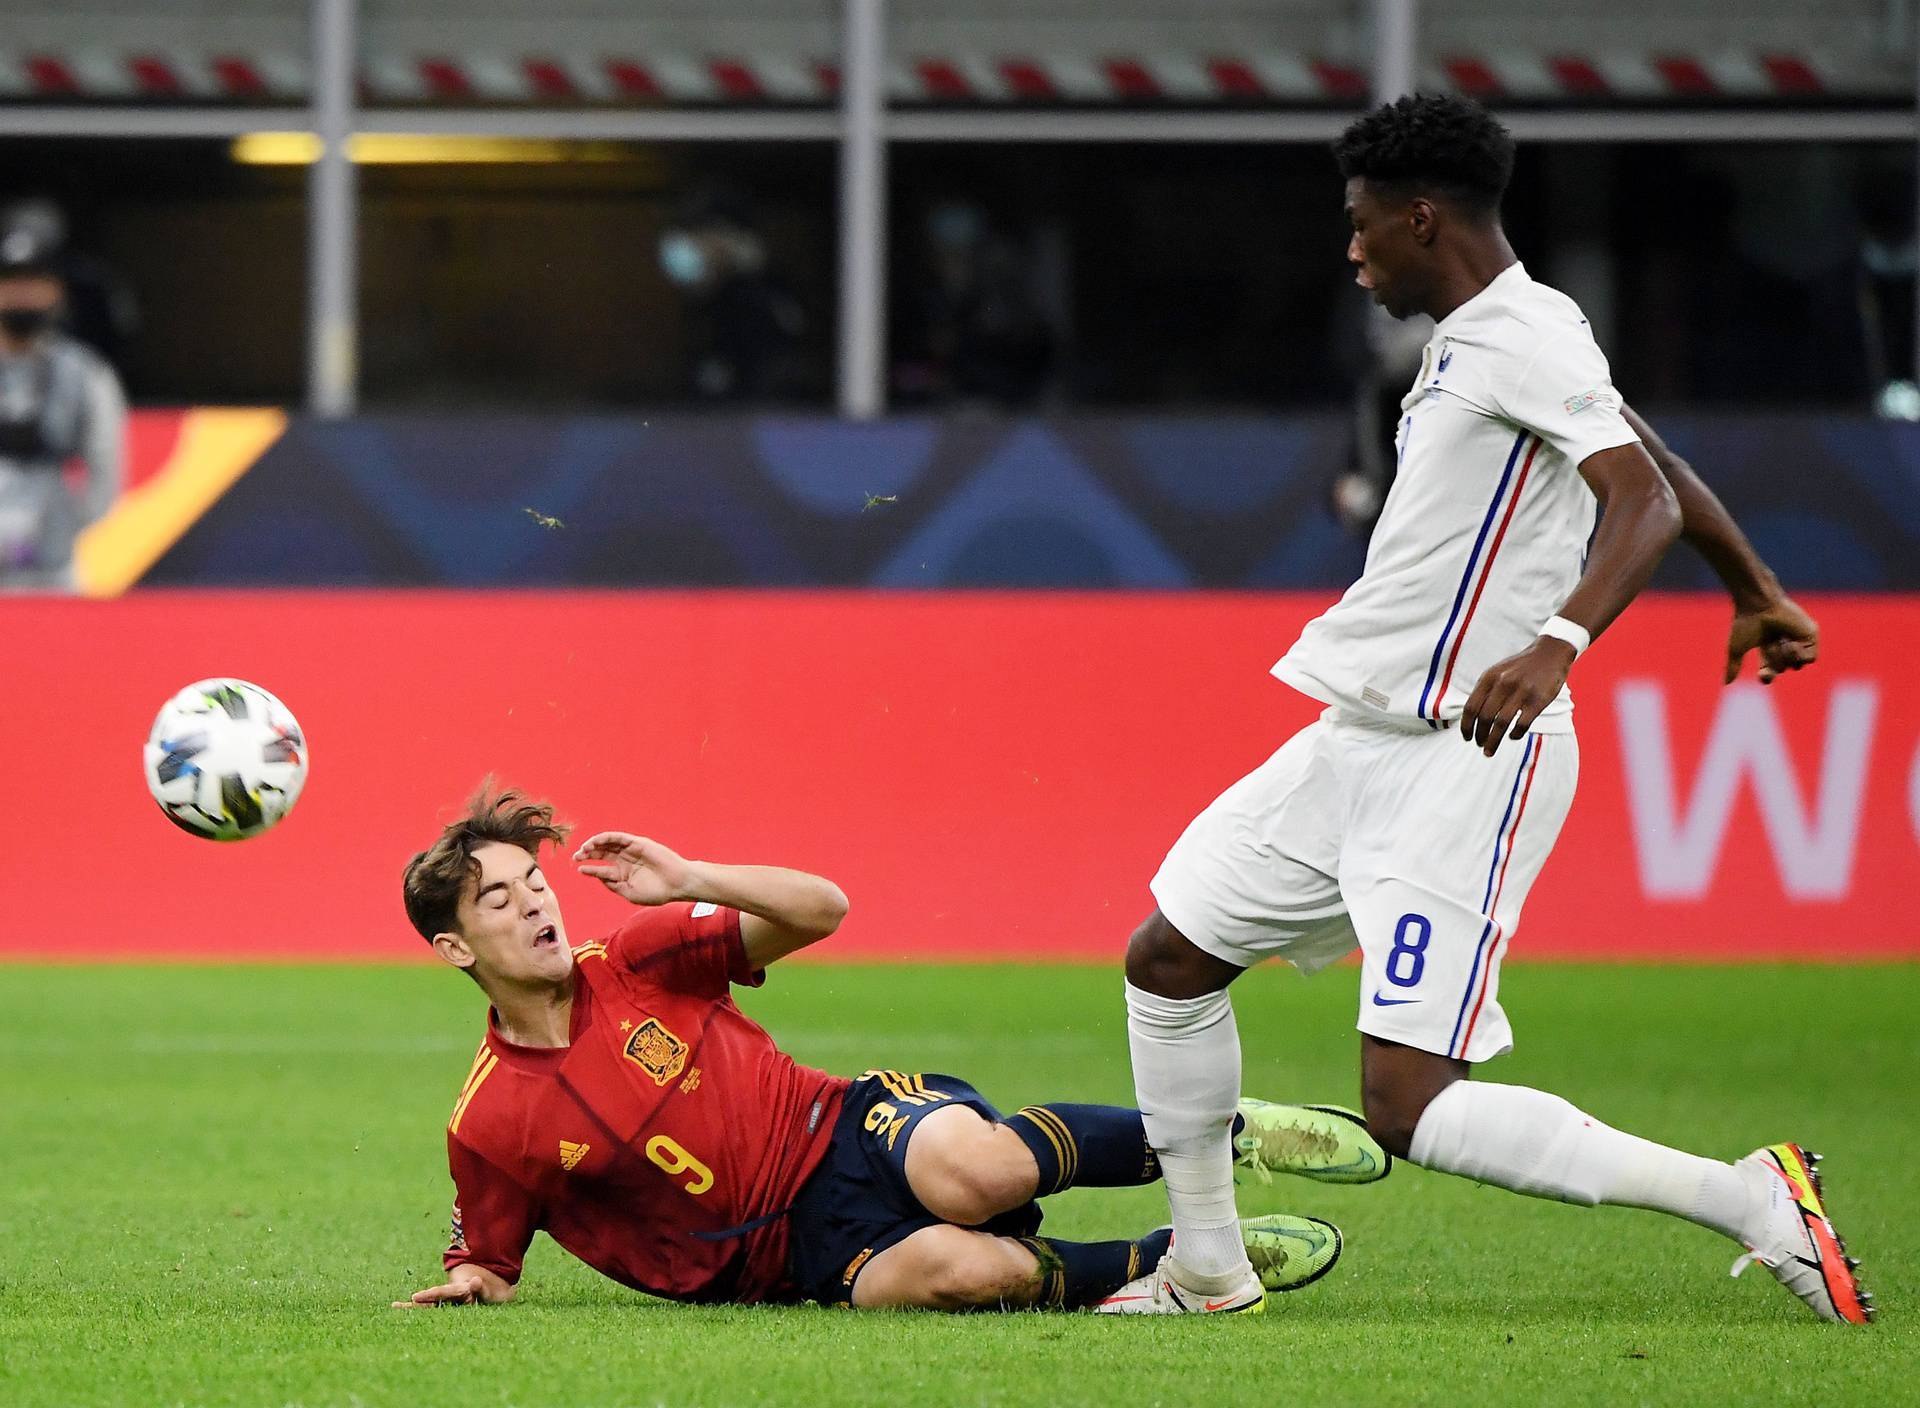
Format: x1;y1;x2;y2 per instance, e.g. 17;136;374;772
1093;1215;1342;1312
1234;1099;1392;1185
1241;1213;1344;1293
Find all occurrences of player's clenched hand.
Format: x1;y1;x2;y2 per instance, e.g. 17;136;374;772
1459;637;1576;758
573;831;692;906
1724;594;1819;685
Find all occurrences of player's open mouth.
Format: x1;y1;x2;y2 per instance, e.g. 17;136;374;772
533;924;558;948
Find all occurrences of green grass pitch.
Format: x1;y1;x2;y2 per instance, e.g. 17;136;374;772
2;960;1914;1407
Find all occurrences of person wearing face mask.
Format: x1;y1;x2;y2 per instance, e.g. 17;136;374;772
656;193;804;401
0;197;140;375
895;200;1055;408
0;235;126;592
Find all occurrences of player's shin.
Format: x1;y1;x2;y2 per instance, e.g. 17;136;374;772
1124;981;1249;1279
1016;1230;1174;1309
1004;1104;1160;1194
1409;1080;1755;1239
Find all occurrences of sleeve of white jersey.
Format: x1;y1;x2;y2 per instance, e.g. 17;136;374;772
1498;327;1642;468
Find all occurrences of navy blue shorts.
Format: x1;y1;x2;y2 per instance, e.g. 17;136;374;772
785;1070;1044;1306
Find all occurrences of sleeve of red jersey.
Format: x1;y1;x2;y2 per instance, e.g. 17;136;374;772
443;1134;540;1284
605;901;766;996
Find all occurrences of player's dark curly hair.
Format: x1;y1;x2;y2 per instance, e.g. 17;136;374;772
1333;93;1515;216
403;779;571;941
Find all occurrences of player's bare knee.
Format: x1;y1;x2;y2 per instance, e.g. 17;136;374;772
1361;1088;1421;1160
1363;1071;1457;1159
908;1110;1033;1224
923;1158;1029;1226
926;1240;1042;1310
1362;1037;1467;1159
1124;911;1233;998
1124;911;1183;990
957;1154;1035;1225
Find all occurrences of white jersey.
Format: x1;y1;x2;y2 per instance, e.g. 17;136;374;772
1275;262;1640;733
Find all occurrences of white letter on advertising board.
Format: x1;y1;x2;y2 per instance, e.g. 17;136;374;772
1909;740;1920;851
1615;682;1878;901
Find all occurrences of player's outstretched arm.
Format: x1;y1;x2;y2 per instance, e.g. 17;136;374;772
1621;405;1819;685
1461;440;1681;756
391;1263;515;1308
574;831;849;966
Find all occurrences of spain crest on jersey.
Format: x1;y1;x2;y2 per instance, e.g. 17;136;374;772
622;1017;689;1086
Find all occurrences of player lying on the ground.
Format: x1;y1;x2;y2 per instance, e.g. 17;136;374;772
1111;94;1870;1322
391;786;1386;1312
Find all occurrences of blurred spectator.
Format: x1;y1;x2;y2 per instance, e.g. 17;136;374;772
1855;165;1919;421
0;238;126;592
0;197;139;376
656;191;804;401
1695;147;1870;406
893;201;1056;408
1330;299;1431;536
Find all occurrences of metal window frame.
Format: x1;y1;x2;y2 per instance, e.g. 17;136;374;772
0;0;1909;414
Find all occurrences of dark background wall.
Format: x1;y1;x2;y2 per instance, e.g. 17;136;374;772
7;138;1912;412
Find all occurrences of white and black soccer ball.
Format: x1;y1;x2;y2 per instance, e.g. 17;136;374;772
143;678;309;841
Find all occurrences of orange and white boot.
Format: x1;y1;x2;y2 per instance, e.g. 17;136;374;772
1729;1143;1874;1324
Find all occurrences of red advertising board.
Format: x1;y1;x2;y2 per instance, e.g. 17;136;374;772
6;591;1913;962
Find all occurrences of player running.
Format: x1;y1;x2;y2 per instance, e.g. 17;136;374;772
391;786;1387;1313
1106;95;1869;1322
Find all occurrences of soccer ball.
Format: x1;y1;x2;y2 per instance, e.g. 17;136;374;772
143;678;309;841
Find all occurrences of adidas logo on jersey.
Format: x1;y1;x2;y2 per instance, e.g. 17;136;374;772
560;1140;591;1171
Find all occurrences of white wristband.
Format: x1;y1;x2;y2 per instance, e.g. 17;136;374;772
1538;615;1591;658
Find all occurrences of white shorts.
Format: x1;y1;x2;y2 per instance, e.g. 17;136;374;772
1151;711;1578;1064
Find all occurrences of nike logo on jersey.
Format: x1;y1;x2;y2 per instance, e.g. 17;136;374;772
1370;992;1421;1007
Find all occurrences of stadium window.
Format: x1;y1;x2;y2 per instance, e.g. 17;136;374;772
0;139;304;404
885;139;1917;413
355;142;837;410
887;143;1359;409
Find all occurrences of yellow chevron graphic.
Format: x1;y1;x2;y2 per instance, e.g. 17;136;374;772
74;407;286;598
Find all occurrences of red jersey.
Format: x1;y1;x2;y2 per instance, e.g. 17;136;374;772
442;902;849;1303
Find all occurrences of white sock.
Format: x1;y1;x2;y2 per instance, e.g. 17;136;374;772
1409;1080;1759;1242
1125;980;1249;1280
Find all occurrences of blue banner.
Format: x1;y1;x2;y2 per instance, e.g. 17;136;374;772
143;412;1920;591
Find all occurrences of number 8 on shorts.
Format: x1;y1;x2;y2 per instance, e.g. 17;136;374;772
1384;913;1430;987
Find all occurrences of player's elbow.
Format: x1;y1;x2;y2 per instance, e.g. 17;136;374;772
1653;446;1694;487
811;881;850;937
1646;475;1683;548
1617;456;1682;550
